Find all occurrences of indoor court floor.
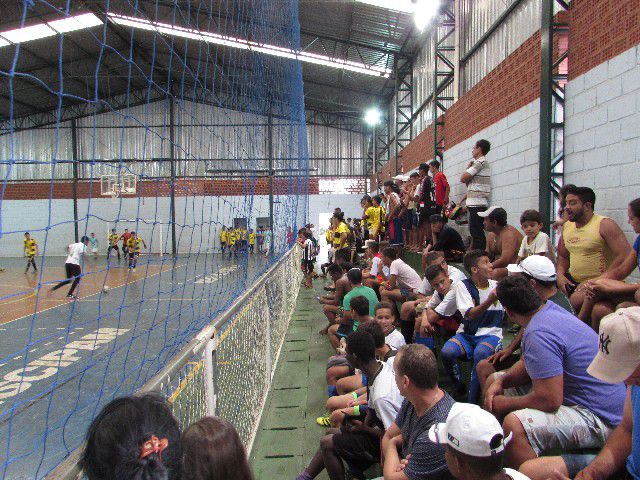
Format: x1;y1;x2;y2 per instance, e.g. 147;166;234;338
0;251;269;479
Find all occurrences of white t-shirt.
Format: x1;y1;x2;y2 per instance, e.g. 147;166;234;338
303;238;314;261
465;155;491;207
370;255;384;277
518;232;556;262
427;279;503;337
504;468;532;480
368;361;404;430
389;259;422;292
385;329;406;350
66;243;86;266
418;265;467;296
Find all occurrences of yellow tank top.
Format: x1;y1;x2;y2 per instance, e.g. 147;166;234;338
563;214;614;282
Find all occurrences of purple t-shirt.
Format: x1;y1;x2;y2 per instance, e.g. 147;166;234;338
634;235;640;273
522;301;627;426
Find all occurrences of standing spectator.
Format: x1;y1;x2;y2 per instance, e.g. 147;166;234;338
404;172;420;252
429;160;450;212
479;207;523;280
81;393;182;480
382;344;456;480
429;403;531;480
460;139;492;251
384;181;404;246
556;186;630;313
517;307;640;480
182;417;254;480
361;195;373;240
485;277;626;470
416;163;437;251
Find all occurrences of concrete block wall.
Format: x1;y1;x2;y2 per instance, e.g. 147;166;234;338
565;43;640;244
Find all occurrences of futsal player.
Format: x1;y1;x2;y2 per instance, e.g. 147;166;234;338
228;228;237;257
89;233;99;258
249;229;256;253
107;228;121;260
50;236;89;298
120;228;132;260
220;226;227;254
126;232;147;271
23;232;38;273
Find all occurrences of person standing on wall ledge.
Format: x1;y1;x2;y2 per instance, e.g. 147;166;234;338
460;139;492;251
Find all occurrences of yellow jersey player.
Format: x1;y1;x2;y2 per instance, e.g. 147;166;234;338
220;227;228;254
107;229;121;261
249;229;256;253
126;232;147;271
23;232;38;273
228;228;237;256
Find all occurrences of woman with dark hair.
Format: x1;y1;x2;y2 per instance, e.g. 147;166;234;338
181;417;254;480
579;197;640;329
81;393;182;480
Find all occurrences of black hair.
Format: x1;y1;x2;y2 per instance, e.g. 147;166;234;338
429;160;441;169
81;393;182;480
81;235;89;243
349;295;370;317
424;250;445;267
496;276;543;314
334;248;352;264
476;139;491;155
563;185;596;209
360;321;386;348
463;249;488;274
361;195;372;204
327;264;343;276
345;329;376;363
410;172;420;178
424;264;447;283
374;301;396;317
520;209;543;225
381;246;398;261
24;231;29;236
347;268;363;285
429;214;445;224
395;344;438;389
366;241;380;253
486;208;507;227
372;195;382;205
418;163;429;171
629;198;640;220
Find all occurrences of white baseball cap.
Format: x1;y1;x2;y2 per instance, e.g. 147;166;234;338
392;174;409;182
477;206;504;218
507;256;557;282
587;307;640;384
428;403;512;457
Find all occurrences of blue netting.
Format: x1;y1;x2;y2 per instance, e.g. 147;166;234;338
0;0;308;477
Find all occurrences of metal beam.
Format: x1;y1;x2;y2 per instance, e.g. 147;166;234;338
300;29;402;58
169;97;177;257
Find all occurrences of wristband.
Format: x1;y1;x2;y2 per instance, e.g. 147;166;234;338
353;405;360;416
351;391;358;399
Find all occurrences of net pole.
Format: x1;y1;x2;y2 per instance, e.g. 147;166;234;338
268;109;274;253
203;338;216;416
169;97;177;257
71;118;79;243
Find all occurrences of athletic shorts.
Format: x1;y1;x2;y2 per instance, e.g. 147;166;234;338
302;260;314;271
332;430;380;473
509;404;613;456
336;323;353;338
418;204;442;226
399;288;416;300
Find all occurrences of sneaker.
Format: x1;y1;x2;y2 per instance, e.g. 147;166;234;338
66;294;77;299
315;413;331;427
132;268;136;272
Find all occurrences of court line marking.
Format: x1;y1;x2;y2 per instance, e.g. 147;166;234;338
0;262;184;326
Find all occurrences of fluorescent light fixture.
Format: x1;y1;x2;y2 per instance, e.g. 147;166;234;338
364;107;381;126
107;13;391;78
356;0;439;32
0;13;102;47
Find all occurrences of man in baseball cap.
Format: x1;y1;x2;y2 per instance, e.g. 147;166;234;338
477;207;523;280
429;403;530;480
516;307;640;480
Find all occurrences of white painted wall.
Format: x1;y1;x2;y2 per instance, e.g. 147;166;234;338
443;100;541;237
564;44;640;247
0;193;365;257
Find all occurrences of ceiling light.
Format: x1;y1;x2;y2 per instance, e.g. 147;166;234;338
108;13;391;78
364;107;382;126
414;0;440;31
0;13;102;47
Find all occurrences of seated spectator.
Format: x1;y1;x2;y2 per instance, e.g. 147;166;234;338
81;393;181;480
428;403;531;480
415;264;463;351
518;307;640;480
298;330;404;480
485;276;627;470
182;416;254;480
476;255;573;392
380;247;423;315
577;197;640;329
374;301;406;350
422;250;504;403
363;319;399;363
363;240;389;291
556;186;630;314
516;210;555;264
479;207;523;280
381;344;455;480
319;264;352;335
425;215;465;263
403;251;467;344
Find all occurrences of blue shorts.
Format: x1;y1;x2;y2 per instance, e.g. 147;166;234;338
399;288;415;300
337;323;353;338
451;332;501;359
